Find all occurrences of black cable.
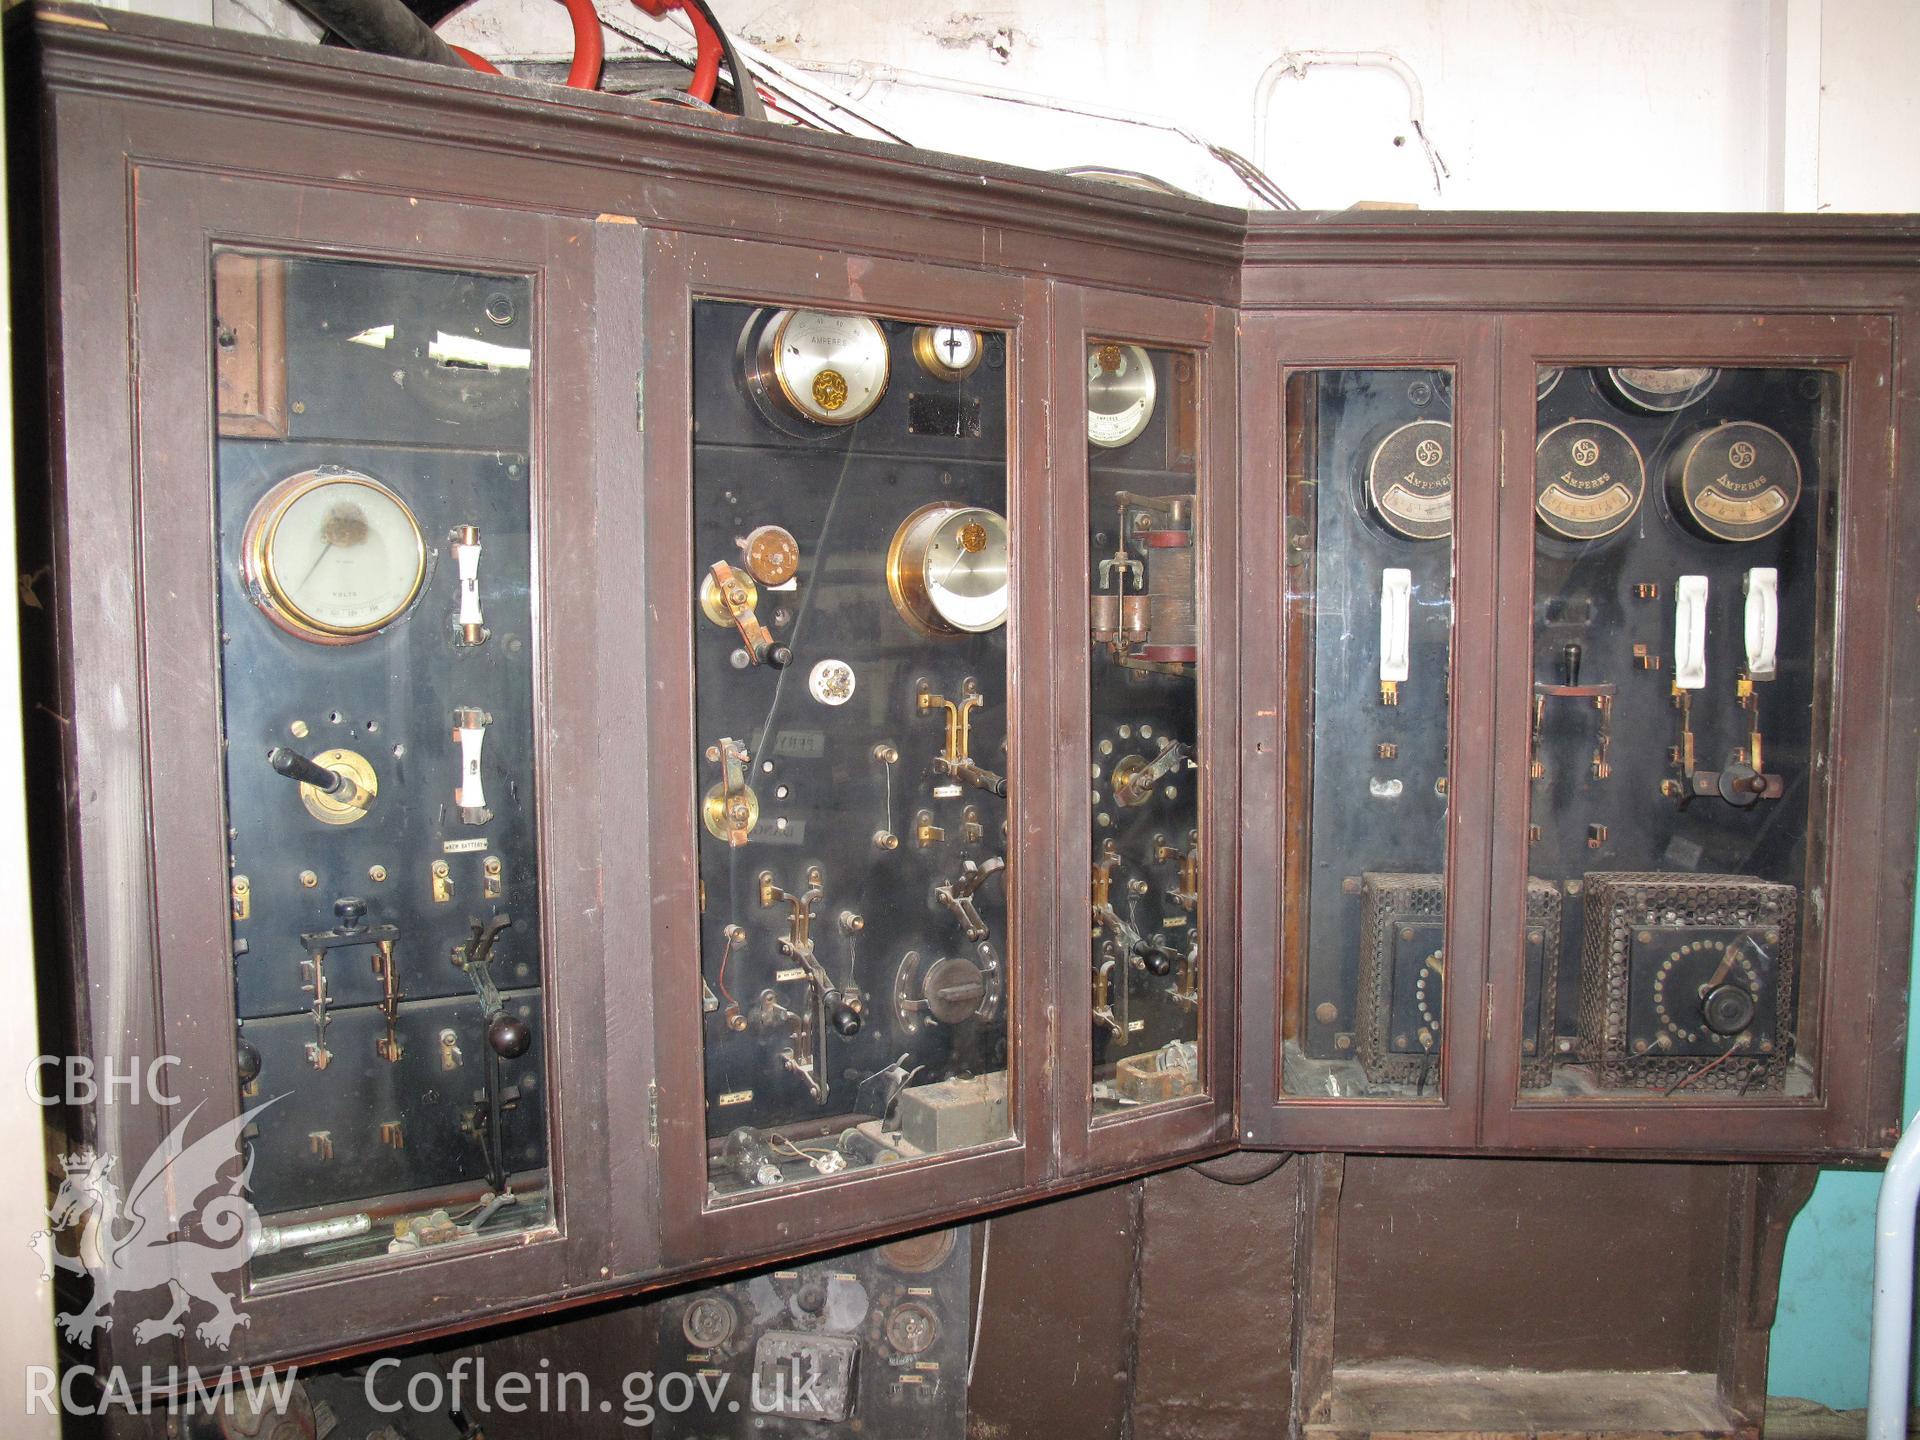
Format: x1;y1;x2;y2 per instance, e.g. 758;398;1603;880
679;0;766;121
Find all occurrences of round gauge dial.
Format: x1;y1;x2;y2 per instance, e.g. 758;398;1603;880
885;1302;941;1357
681;1296;738;1351
1534;418;1647;540
1668;421;1802;542
746;308;889;427
879;1228;957;1275
241;469;425;644
886;503;1010;636
1366;419;1454;541
1086;342;1156;449
913;324;985;382
1601;365;1719;414
741;524;800;586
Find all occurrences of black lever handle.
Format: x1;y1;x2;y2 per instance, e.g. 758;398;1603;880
268;746;349;794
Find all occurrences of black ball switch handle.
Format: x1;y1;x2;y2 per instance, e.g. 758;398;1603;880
487;1009;534;1059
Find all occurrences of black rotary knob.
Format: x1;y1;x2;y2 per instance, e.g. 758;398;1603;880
236;1038;262;1086
1134;940;1175;977
333;896;368;929
1702;983;1757;1036
828;994;863;1037
487;1009;534;1059
765;643;795;670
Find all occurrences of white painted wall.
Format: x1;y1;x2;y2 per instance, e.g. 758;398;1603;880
178;0;1920;213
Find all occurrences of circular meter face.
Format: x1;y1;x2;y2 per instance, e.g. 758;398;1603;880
242;469;425;643
1603;365;1720;414
887;503;1011;636
759;309;889;425
1535;418;1647;540
1669;421;1802;542
913;324;984;381
1366;419;1455;540
1086;342;1157;449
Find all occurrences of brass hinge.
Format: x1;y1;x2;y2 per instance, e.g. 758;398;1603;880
647;1081;660;1146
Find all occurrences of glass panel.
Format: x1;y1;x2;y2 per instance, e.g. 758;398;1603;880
1086;341;1204;1118
213;250;548;1278
691;304;1013;1198
1522;365;1837;1099
1282;369;1455;1100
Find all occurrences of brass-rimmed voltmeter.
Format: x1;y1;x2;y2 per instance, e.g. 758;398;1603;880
240;468;426;644
912;324;985;382
1366;419;1454;541
886;503;1010;636
1087;342;1156;449
743;308;889;429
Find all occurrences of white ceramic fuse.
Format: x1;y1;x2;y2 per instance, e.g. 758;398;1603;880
1674;575;1709;691
1744;567;1778;681
452;526;485;643
1380;568;1412;685
453;707;491;821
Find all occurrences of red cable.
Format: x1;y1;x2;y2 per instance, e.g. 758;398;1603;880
441;0;604;91
555;0;605;89
448;43;502;76
632;0;722;103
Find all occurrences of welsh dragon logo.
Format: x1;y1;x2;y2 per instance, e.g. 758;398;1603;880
30;1100;277;1350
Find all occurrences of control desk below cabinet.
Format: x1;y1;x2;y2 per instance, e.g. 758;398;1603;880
17;5;1920;1371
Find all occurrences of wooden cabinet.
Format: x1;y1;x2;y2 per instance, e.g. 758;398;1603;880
16;5;1919;1369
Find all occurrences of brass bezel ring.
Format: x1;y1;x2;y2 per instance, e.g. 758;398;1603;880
767;309;889;426
911;324;985;383
241;468;426;645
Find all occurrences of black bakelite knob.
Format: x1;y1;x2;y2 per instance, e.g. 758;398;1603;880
236;1039;262;1085
766;643;795;670
1703;984;1757;1036
829;996;863;1037
487;1010;533;1059
1135;941;1174;977
334;896;368;928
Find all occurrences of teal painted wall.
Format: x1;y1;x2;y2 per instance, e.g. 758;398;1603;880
1768;875;1920;1407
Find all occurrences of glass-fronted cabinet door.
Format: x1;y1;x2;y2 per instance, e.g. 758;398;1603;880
125;172;615;1365
1055;290;1237;1175
646;237;1052;1266
1239;315;1498;1151
1484;313;1898;1156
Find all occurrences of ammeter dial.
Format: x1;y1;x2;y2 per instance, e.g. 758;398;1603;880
1600;365;1720;415
1086;342;1157;449
744;308;889;428
1534;418;1647;541
1366;419;1454;541
240;468;426;644
1667;421;1802;542
886;503;1011;636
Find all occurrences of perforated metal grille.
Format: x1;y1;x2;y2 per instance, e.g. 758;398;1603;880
1575;872;1797;1091
1357;873;1444;1087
